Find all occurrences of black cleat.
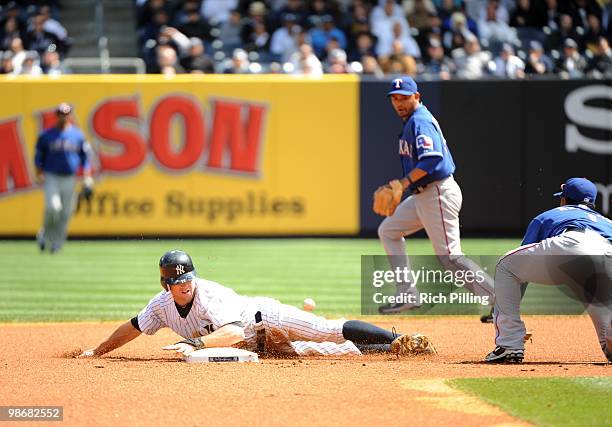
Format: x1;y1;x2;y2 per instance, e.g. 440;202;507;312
485;346;524;363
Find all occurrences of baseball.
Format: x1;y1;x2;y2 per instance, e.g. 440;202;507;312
303;298;316;311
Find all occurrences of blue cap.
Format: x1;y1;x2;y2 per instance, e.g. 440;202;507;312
553;177;597;204
387;76;418;96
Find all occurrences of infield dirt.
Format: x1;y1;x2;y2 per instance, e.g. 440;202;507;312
1;316;609;426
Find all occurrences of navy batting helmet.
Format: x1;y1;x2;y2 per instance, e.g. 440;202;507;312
159;250;196;287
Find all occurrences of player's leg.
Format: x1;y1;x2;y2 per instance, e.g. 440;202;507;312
417;177;495;300
290;340;362;356
41;173;63;251
54;175;77;252
377;195;424;312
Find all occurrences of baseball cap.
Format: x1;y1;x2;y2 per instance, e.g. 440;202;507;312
56;102;72;115
553;177;597;204
387;76;418;96
564;38;578;49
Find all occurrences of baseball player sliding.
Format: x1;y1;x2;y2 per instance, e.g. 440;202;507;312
487;178;612;363
373;76;494;314
78;250;435;359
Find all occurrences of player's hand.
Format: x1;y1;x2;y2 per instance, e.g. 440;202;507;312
76;348;96;358
35;171;45;185
162;342;196;356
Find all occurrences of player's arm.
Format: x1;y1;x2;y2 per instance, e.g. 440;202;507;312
162;322;245;355
34;135;46;184
77;320;141;358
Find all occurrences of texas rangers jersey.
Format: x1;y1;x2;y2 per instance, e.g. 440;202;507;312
34;125;91;175
398;104;455;190
135;278;258;339
522;205;612;245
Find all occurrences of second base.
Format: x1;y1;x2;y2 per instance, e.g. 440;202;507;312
185;348;259;363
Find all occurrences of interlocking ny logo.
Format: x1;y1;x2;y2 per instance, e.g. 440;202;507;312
176;264;185;275
393;79;402;89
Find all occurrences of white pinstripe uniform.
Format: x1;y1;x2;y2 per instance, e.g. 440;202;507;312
137;278;361;356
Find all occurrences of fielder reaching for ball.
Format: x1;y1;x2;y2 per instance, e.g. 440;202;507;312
373;76;494;314
486;178;612;363
78;250;435;358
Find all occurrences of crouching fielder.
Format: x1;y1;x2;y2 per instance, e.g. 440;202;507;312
78;250;435;358
487;178;612;363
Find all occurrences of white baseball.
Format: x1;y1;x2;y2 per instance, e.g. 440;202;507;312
303;298;316;311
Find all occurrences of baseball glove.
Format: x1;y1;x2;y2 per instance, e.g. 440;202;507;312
391;333;437;356
78;176;94;204
373;180;403;217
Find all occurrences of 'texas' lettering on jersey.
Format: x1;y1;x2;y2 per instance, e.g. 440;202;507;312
0;95;269;195
399;138;412;156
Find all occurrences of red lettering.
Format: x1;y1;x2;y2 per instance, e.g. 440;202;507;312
0;119;32;193
92;98;146;172
208;100;266;173
149;95;205;170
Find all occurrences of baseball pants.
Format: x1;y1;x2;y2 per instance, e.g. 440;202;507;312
254;298;361;356
39;173;77;250
377;176;495;300
494;230;612;359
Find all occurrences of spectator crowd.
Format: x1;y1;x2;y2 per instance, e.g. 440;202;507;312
0;1;70;75
136;0;612;79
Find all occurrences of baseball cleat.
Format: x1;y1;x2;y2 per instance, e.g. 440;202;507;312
378;302;422;314
485;346;524;363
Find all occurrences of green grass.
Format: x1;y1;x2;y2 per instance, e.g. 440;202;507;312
0;238;587;322
449;377;612;427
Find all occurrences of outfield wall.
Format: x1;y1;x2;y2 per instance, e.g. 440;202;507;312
0;75;359;236
0;76;609;237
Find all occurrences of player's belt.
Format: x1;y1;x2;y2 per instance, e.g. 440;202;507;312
254;311;266;353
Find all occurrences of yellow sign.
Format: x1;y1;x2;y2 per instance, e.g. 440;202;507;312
0;75;359;235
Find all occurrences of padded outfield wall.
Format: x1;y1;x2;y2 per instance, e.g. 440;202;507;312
0;75;609;237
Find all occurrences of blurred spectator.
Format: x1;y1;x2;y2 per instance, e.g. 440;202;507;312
361;53;385;76
1;1;26;30
180;37;215;73
39;5;68;43
509;0;547;29
348;31;377;61
26;14;59;57
0;16;25;51
219;10;245;52
156;44;184;75
478;0;520;47
422;38;455;79
289;42;323;75
443;11;478;51
1;50;14;74
223;48;251;73
555;38;587;78
452;33;491;78
9;36;26;73
310;14;347;58
201;0;239;25
41;44;64;75
404;0;439;33
547;14;582;50
18;50;42;75
242;2;271;53
380;52;418;75
544;0;561;31
325;47;350;73
466;0;510;23
561;0;602;31
491;43;525;78
270;13;301;61
524;40;554;74
139;9;170;48
587;36;612;78
137;0;174;29
583;14;604;52
307;0;340;28
376;18;421;58
176;6;213;42
273;0;309;28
